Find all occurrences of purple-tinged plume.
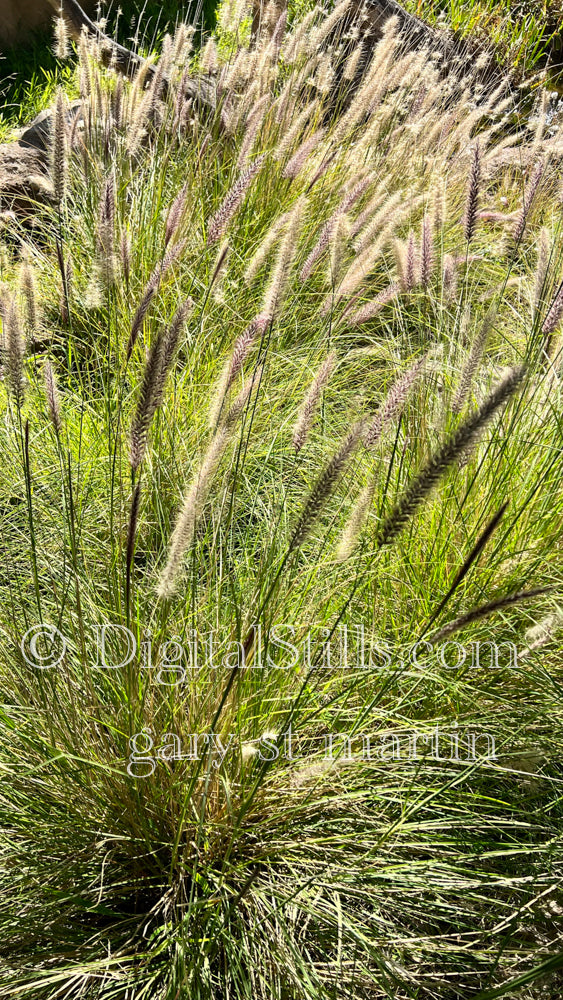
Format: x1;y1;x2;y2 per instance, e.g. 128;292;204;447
207;155;267;245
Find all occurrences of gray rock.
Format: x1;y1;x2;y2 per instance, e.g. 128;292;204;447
18;101;83;152
0;143;52;214
18;110;57;153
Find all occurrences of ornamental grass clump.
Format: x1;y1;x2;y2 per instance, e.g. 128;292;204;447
0;2;563;998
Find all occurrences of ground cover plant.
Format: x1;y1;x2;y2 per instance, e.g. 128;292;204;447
1;2;563;997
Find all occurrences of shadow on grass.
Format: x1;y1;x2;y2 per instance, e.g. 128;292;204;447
0;0;217;135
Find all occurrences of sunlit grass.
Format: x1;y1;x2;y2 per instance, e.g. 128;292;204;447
0;2;562;998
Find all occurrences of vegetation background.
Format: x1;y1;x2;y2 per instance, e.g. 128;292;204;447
2;0;563;135
0;1;563;999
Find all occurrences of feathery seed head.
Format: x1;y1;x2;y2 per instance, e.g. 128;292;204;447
237;94;271;169
463;142;481;243
127;240;187;359
54;15;69;60
282;129;326;180
420;215;434;287
336;478;376;562
261;196;305;320
5;296;26;406
442;254;458;301
364;357;425;449
533;227;551;311
207;155;267;245
292;352;337;453
313;53;335;94
328;231;389;308
223;364;265;428
157;426;232;597
130;301;192;471
307;0;351;53
78;31;92;98
290;419;364;552
165;185;189;248
281;8;321;63
405;230;417;291
128;283;157;361
44;361;62;434
246;211;290;286
275;100;319;162
452;310;495;414
300;219;334;284
157;365;256;598
52;88;68;206
511;158;545;251
97;170;117;286
542;282;563;338
394;239;408;291
343;41;364;82
208;315;268;429
376;366;525;549
270;7;289;52
18;262;39;342
210;240;231;298
328;213;351;284
172;23;195;69
346;283;400;325
354;190;403;253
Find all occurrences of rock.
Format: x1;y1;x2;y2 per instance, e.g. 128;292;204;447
18;109;59;153
18;101;83;152
0;143;52;214
0;102;88;217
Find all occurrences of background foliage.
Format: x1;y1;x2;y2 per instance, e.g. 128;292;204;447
0;1;563;998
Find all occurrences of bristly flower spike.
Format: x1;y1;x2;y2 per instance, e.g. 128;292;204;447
207;155;266;245
463;142;480;243
292;352;337;453
44;361;62;434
